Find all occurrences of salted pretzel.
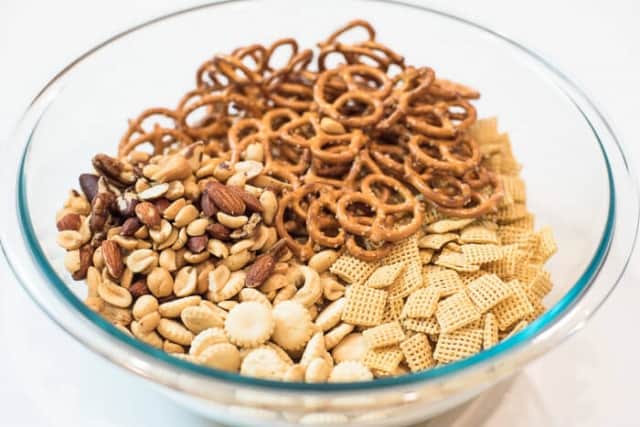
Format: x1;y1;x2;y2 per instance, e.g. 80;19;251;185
118;20;503;260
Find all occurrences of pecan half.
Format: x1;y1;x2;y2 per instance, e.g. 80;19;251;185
72;244;94;280
90;192;115;232
78;173;99;202
92;154;136;185
206;181;245;215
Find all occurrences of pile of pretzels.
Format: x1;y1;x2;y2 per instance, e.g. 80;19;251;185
118;20;503;261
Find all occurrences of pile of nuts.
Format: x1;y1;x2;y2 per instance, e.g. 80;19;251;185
56;143;378;381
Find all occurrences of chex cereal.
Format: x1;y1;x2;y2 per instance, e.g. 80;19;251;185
364;262;405;289
402;317;440;335
461;244;504;265
363;321;406;349
459;222;499;245
482;313;499;349
342;286;387;327
466;274;512;312
54;23;559;387
330;253;378;285
492;280;533;330
435;291;482;333
401;288;441;319
400;333;435;372
434;328;484;364
426;269;465;297
363;346;404;372
418;233;459;250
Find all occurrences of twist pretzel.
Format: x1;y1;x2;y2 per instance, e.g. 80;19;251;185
119;20;503;260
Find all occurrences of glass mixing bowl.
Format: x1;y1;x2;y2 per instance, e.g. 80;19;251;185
1;1;638;425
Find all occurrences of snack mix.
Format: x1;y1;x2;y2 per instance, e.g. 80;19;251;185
55;20;557;382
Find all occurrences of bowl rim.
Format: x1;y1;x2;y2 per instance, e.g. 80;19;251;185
5;0;637;392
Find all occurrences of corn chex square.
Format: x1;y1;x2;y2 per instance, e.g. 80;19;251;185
435;291;482;333
400;333;435;372
433;328;483;364
418;233;459;250
381;297;404;323
329;253;378;285
469;117;499;143
419;249;435;264
364;262;405;289
425;268;464;297
482;313;499;349
400;288;441;319
435;250;480;273
527;268;552;299
501;175;526;203
459;223;499;245
383;236;423;299
402;317;440;335
423;207;443;225
495;203;528;224
363;346;404;372
466;274;512;313
497;226;537;251
509;214;535;230
461;244;504;265
342;285;387;327
363;321;406;349
503;320;528;340
535;226;557;262
459;270;486;286
484;244;520;280
426;218;475;234
492;280;533;330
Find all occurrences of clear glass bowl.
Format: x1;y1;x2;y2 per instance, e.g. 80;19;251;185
1;1;638;425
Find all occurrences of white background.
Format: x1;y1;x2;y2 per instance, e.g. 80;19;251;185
1;1;638;426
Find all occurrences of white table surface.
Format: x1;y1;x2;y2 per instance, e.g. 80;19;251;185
1;1;638;426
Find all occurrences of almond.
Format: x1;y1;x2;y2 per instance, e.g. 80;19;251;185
102;240;124;278
244;240;286;288
206;223;231;241
135;201;161;229
121;217;142;236
227;186;263;213
56;213;82;231
206;181;245;215
245;253;276;288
